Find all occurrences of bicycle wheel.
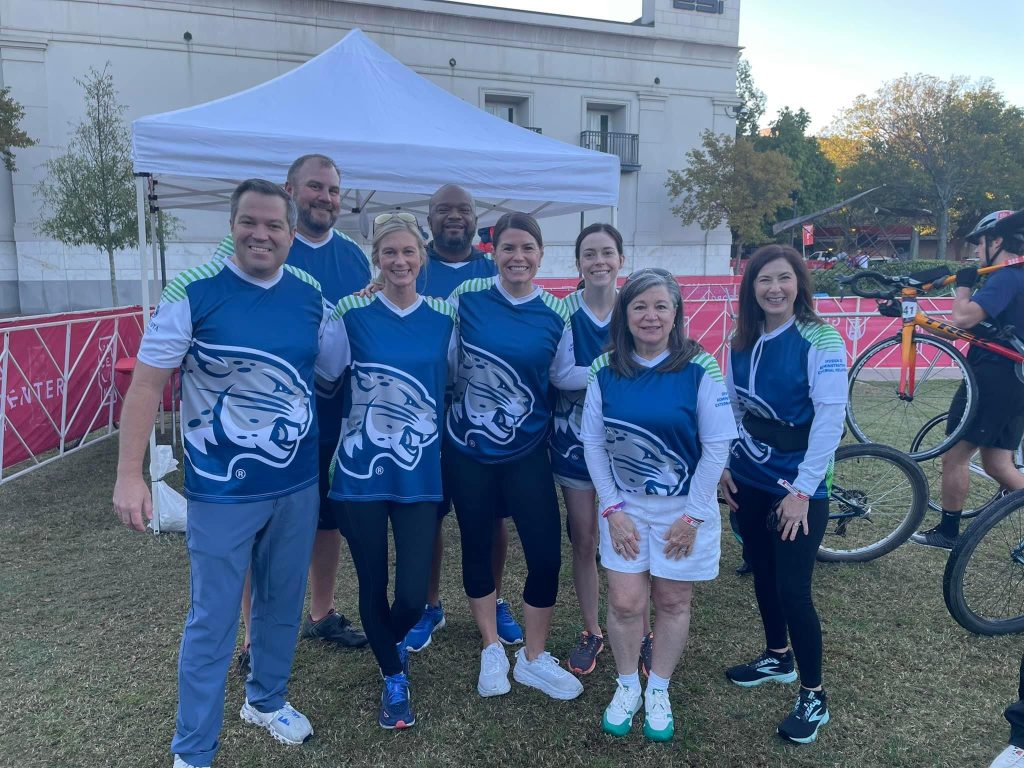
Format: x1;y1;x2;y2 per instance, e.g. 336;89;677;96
943;490;1024;635
909;412;1004;521
847;335;976;460
817;443;928;563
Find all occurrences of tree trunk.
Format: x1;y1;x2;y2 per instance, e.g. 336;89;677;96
936;209;949;261
107;246;118;306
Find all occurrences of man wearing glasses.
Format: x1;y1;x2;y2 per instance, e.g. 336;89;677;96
216;156;372;672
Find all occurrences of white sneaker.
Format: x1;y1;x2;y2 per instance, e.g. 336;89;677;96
173;758;199;768
642;686;675;741
991;746;1024;768
239;699;313;745
602;680;642;736
512;648;584;700
477;642;511;697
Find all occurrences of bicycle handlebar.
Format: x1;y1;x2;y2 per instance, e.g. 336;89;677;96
837;271;898;299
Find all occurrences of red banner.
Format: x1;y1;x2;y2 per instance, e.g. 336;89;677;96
2;307;144;470
803;223;815;246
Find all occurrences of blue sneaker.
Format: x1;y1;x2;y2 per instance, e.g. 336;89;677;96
496;598;524;645
378;673;415;730
405;603;445;652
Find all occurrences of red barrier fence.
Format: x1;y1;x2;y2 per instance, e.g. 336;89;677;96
1;307;144;480
0;290;956;480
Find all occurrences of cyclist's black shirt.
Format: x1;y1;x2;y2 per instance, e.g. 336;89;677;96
970;266;1024;366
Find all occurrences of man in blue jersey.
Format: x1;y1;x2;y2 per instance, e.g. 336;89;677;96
228;156;370;669
912;210;1024;549
403;184;525;652
113;179;323;767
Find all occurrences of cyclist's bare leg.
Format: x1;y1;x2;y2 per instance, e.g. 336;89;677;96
941;439;978;511
979;448;1024;492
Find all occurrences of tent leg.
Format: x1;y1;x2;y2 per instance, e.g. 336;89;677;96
610;206;618;228
135;176;161;534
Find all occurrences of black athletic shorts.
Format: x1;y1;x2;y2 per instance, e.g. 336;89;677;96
316;441;346;533
947;357;1024;450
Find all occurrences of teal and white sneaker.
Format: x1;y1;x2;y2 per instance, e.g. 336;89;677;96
239;699;313;746
642;687;675;742
173;757;199;768
777;688;830;744
602;680;642;736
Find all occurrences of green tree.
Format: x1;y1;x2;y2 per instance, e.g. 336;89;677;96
735;57;765;138
36;65;138;306
830;74;1024;259
756;107;837;222
0;87;36;171
666;130;799;258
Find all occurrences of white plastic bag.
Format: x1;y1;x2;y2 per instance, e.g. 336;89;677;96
149;444;188;533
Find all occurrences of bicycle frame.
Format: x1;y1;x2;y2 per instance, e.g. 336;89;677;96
895;257;1024;399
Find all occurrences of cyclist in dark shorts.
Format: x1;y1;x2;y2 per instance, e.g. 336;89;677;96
912;210;1024;548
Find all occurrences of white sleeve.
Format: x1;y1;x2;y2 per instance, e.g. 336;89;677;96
807;336;848;407
137;298;192;369
681;441;732;520
723;348;744;429
550;324;589;390
581;377;625;511
697;370;740;444
793;402;846;496
314;313;351;384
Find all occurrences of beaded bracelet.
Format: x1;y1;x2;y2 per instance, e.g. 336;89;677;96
777;478;810;501
601;501;625;518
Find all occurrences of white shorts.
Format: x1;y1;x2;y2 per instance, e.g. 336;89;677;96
554;473;595;492
598;493;721;582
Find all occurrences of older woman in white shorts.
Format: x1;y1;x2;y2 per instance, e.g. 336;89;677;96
581;268;736;742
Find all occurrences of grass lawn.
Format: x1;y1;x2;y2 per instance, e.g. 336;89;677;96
0;437;1019;768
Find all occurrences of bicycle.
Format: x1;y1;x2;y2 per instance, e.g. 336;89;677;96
840;262;1024;460
910;411;1024;520
817;442;928;563
943;488;1024;635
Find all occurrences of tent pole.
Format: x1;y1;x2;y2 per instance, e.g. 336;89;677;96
135;176;161;534
610;206;618;228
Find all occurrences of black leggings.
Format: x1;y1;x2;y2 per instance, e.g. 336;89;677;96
446;439;561;608
337;500;437;677
733;479;827;689
1007;654;1024;748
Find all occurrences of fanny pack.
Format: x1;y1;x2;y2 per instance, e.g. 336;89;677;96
741;412;811;453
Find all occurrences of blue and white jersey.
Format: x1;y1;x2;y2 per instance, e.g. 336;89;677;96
215;230;372;448
446;277;587;463
727;318;847;499
416;245;497;299
550;290;612;481
317;294;457;502
138;258;326;503
583;351;737;499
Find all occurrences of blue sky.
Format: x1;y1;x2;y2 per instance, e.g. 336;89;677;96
451;0;1024;133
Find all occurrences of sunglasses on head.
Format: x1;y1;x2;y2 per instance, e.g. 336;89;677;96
626;267;674;280
373;211;418;234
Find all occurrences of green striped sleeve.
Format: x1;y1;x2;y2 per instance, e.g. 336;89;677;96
159;260;226;303
424;296;457;321
283;264;323;292
449;276;496;299
539;290;571;324
330;294;372;320
691;351;725;383
797;321;845;351
212;234;234;261
588;352;611;383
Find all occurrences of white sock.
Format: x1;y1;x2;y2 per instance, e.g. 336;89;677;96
618;671;640;689
647;672;671;692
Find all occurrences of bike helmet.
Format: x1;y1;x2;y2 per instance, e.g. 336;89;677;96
966;210;1014;245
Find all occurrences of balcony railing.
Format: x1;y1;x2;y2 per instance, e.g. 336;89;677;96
580;130;640;171
523;126;542;134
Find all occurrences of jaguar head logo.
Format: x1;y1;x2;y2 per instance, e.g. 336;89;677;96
447;341;534;447
552;388;586;462
339;363;439;478
603;418;689;496
733;387;775;465
181;341;313;481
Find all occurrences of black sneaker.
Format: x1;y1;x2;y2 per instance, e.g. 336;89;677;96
301;609;369;648
735;559;753;576
725;649;797;687
777;688;829;744
235;645;251;677
910;526;957;550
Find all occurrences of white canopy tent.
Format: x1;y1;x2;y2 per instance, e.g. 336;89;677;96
129;27;620;531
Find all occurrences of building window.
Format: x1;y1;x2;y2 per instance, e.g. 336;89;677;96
484;95;528;126
673;0;724;13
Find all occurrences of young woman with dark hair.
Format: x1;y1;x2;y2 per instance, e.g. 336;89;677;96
582;268;737;741
719;244;847;744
